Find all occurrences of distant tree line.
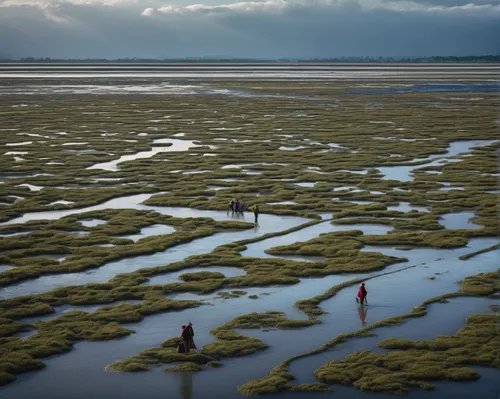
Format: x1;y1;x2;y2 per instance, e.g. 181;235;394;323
1;55;499;63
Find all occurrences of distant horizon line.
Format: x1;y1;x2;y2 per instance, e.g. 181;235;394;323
1;54;500;63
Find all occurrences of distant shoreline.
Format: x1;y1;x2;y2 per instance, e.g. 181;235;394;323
1;55;499;64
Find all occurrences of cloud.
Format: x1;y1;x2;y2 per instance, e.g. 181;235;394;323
141;0;500;16
0;0;499;58
150;0;291;15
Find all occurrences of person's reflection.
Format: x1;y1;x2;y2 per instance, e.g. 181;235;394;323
179;372;193;399
357;305;368;327
253;223;260;233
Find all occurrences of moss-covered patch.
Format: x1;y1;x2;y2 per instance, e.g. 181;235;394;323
237;270;500;396
107;310;320;373
459;243;500;260
179;271;225;281
165;362;203;372
314;312;499;395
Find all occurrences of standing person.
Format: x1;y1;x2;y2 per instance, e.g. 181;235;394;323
356;282;368;305
232;199;237;215
253;205;260;225
239;199;245;215
180;324;191;354
228;199;236;216
186;322;197;351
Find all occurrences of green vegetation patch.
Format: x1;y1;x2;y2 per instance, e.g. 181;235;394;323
107;310;320;373
237;270;500;396
314;312;499;395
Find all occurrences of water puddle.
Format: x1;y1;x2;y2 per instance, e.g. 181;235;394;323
0;231;30;238
120;224;176;242
79;219;107;228
332;198;376;205
0;264;13;272
377;140;497;182
439;212;481;229
47;200;74;206
294;182;317;187
337;169;368;175
18;183;43;191
386;202;428;212
212;178;242;182
1;193;155;226
61;142;88;146
279;146;307;151
5;141;32;146
87;139;201;171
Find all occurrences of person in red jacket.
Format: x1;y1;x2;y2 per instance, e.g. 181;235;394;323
356;282;368;305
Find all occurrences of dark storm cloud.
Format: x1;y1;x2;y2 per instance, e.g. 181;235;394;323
0;0;499;58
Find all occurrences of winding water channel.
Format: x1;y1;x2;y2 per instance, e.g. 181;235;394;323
1;80;500;399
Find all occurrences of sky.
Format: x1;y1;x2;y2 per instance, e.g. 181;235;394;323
0;0;499;59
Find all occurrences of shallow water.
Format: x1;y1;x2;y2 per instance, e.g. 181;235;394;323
439;212;480;229
376;139;497;182
4;243;497;399
386;202;428;212
347;83;500;94
2;68;500;399
0;264;13;272
294;182;316;187
288;296;500;394
120;224;176;242
79;219;107;227
241;220;392;260
87;139;201;171
0;213;310;299
0;193;156;225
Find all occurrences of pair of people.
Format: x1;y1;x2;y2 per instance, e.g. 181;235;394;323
179;322;196;354
356;282;368;305
228;198;245;215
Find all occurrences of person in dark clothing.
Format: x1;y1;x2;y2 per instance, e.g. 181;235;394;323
180;324;191;354
356;282;368;305
186;322;196;351
253;205;260;224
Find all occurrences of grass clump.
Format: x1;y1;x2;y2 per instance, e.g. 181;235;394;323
165;362;203;372
459;243;500;260
178;271;225;281
206;361;223;368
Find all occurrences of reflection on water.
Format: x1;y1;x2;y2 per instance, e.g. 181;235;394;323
346;83;500;94
180;373;194;399
357;305;368;327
